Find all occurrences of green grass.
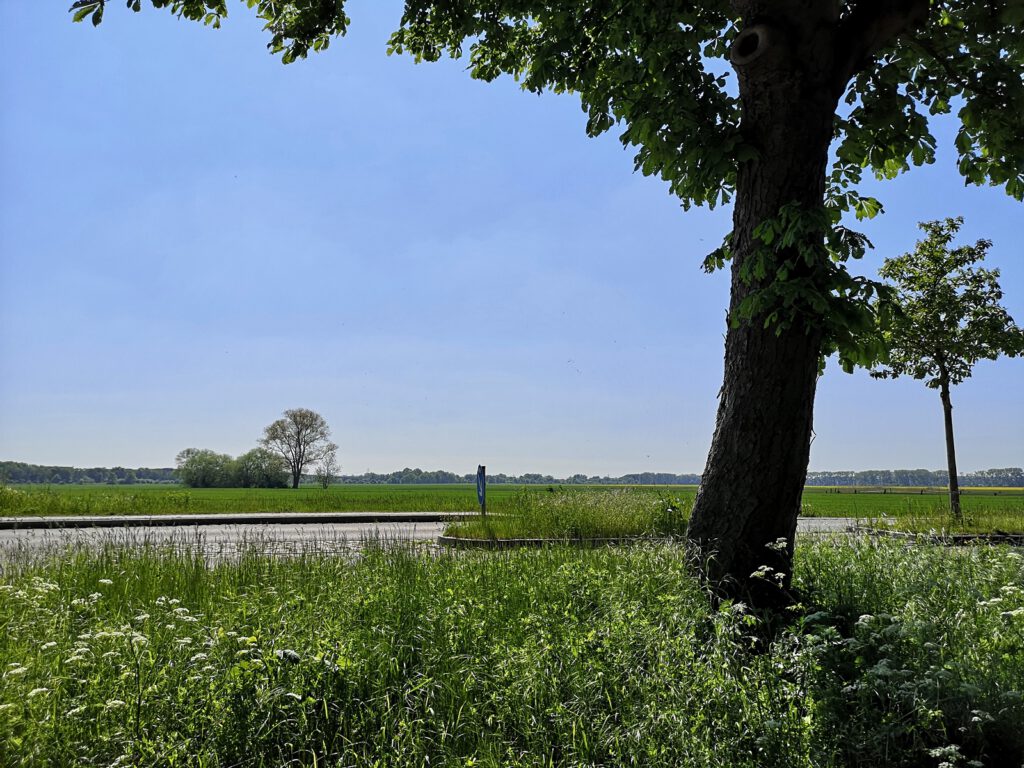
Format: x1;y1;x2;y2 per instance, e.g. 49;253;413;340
799;486;1024;518
444;487;689;540
443;486;1024;541
4;483;1023;521
0;483;521;517
860;508;1024;536
1;537;1021;766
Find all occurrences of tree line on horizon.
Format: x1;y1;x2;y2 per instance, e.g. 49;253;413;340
2;461;1021;489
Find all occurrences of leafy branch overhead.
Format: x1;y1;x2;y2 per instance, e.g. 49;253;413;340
74;1;1024;205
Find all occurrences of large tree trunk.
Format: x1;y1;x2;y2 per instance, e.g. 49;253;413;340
938;377;962;520
686;17;840;607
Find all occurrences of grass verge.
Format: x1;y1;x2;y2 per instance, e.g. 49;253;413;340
1;536;1022;767
443;488;690;540
860;508;1024;536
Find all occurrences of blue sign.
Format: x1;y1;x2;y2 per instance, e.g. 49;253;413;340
476;465;486;513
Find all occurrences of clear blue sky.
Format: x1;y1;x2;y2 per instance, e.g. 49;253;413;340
1;2;1021;475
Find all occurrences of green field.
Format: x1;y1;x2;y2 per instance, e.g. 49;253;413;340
2;483;1022;521
1;538;1021;767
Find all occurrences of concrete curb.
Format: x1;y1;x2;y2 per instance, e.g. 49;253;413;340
0;511;473;531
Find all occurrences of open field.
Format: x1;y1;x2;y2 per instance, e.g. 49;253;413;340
0;484;514;517
4;485;1023;535
1;538;1021;767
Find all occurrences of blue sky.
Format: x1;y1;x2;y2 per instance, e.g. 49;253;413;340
1;1;1021;475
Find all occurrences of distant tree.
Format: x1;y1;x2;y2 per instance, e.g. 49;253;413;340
233;448;289;488
314;446;340;489
872;218;1024;519
260;408;337;489
175;448;234;488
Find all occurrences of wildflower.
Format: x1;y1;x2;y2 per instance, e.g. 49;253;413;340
98;579;114;586
104;699;127;709
27;688;49;698
66;706;87;717
5;666;27;677
40;642;57;650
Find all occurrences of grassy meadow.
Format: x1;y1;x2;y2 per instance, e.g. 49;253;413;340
1;537;1022;767
2;482;1023;520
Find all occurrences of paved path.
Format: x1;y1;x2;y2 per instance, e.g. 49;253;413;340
0;516;854;561
0;521;447;562
0;511;471;530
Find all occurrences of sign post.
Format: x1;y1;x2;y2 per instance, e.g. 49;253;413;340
476;465;487;516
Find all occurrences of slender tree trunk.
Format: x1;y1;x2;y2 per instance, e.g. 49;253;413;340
938;377;962;520
686;18;840;607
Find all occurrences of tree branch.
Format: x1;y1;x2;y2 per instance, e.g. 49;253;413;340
832;0;930;92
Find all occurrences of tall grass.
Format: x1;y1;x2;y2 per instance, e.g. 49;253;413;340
3;483;1023;522
1;536;1021;766
444;487;690;540
859;506;1024;536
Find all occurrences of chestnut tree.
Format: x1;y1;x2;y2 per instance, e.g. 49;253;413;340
72;0;1024;604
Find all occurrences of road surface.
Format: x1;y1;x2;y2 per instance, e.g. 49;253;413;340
0;517;852;561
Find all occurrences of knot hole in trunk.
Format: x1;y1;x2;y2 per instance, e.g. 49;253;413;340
731;24;775;67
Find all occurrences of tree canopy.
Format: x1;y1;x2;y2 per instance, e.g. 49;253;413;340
260;408;337;489
873;217;1024;388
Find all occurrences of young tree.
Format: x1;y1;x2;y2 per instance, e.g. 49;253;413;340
74;1;1024;604
260;408;338;489
872;218;1024;520
314;446;340;490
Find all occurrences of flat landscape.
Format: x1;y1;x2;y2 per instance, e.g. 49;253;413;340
3;482;1023;515
3;484;1023;536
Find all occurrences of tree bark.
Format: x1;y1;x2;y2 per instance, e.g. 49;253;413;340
686;14;840;607
938;377;962;520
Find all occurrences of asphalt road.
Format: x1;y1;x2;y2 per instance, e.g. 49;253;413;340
0;518;852;561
